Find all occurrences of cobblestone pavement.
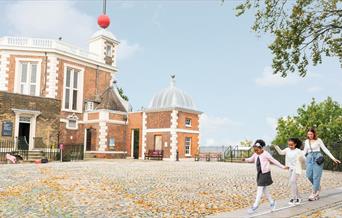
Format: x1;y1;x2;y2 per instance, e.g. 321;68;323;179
297;202;342;218
1;160;342;217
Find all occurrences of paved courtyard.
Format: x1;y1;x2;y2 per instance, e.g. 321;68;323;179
0;160;342;217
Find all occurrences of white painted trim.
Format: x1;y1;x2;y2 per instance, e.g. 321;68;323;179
79;120;126;125
143;107;202;114
0;50;116;73
60;118;79;130
61;63;84;113
170;110;179;161
131;129;135;158
0;51;9;91
84;128;87;153
14;57;42;96
46;54;59;98
145;128;200;134
141;112;147;159
12;108;41;150
0;36;118;70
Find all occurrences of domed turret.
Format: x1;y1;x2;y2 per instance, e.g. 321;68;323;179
149;75;196;110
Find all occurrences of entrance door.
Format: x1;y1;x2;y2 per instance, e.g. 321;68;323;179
132;129;140;159
154;135;162;150
86;129;92;151
18;122;30;150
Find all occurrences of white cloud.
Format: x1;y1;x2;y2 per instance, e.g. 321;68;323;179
255;66;300;87
4;1;141;60
117;40;142;61
5;1;95;48
200;114;242;147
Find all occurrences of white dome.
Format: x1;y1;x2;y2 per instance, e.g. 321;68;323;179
149;76;196;110
91;29;117;41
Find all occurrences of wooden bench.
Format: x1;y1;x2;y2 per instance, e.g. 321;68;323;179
195;153;208;161
144;150;163;160
208;152;223;162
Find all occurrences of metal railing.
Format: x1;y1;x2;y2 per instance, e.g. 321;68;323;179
0;139;28;162
224;145;252;162
60;144;84;162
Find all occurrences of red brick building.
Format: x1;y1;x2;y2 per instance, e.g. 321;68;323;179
0;16;201;160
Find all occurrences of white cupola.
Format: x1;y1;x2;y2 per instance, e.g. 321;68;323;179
89;1;119;66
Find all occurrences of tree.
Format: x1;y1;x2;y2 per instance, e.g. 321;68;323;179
118;87;129;101
273;97;342;148
240;139;253;147
233;0;342;77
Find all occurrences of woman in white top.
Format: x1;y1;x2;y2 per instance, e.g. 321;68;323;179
303;128;341;201
274;138;305;205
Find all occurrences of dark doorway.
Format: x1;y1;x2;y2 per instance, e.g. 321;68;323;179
19;123;30;143
18;122;30;150
86;128;92;151
133;129;140;159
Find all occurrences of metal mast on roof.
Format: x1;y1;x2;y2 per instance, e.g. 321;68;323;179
103;0;107;14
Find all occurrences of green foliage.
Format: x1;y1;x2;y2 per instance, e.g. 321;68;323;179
273;97;342;148
118;87;129;101
234;0;342;77
240;139;253;147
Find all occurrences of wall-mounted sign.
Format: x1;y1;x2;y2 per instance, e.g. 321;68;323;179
2;121;13;136
109;138;115;147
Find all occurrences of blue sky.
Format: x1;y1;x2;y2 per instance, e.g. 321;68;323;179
1;0;341;146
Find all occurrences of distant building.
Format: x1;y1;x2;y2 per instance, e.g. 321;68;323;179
0;13;201;160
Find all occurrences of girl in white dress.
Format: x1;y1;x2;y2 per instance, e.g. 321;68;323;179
273;138;305;205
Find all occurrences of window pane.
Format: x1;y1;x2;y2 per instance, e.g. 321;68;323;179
69;120;76;128
72;90;78;110
21;63;28;83
65;89;70;109
20;84;25;94
106;45;112;56
30;64;37;83
73;71;78;89
66;68;71;87
30;85;36;96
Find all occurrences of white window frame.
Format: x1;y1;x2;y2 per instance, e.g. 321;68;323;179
185;118;192;127
62;64;84;113
185;137;192;156
14;58;42;96
105;44;112;57
64;113;79;130
85;102;94;112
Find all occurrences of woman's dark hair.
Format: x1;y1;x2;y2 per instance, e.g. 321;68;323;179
254;139;266;147
288;138;303;149
307;128;318;140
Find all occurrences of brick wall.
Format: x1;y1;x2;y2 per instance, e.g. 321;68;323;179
145;132;171;158
127;112;143;157
177;111;199;130
0;91;60;145
107;124;127;152
177;133;199;158
146;111;171;129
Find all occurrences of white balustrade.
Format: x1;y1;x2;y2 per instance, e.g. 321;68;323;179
0;36;102;63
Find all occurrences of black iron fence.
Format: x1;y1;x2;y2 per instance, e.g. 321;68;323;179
224;145;252;162
0;139;28;162
59;144;84;162
0;139;84;163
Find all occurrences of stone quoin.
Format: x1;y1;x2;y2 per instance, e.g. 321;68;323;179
0;6;202;160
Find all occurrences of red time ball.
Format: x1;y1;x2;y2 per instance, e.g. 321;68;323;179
98;14;110;29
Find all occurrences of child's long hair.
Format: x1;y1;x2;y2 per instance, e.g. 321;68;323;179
288;138;303;149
